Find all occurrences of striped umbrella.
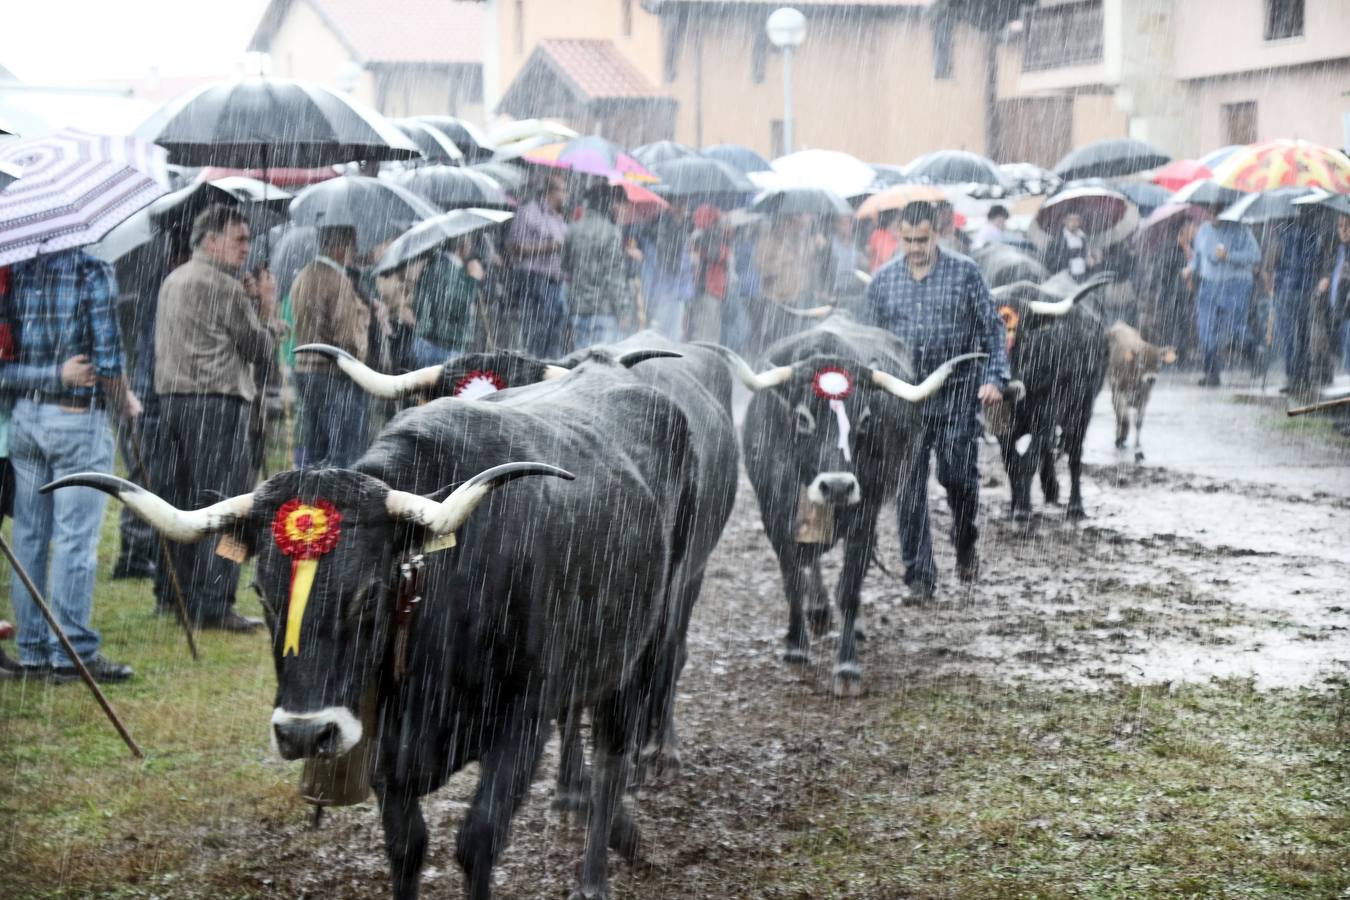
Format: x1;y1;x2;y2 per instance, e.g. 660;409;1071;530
0;159;19;192
0;129;170;267
1213;140;1350;193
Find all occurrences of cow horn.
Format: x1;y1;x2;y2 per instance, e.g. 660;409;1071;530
294;343;442;399
385;462;575;537
690;342;794;392
1026;273;1114;317
616;349;683;368
40;474;253;542
871;352;988;403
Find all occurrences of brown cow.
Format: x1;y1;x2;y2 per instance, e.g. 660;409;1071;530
1108;321;1177;462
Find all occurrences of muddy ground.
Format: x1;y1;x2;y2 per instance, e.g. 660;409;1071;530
164;377;1349;899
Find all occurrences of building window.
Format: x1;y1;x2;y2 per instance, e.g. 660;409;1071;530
1264;0;1304;40
932;16;953;80
622;0;633;38
514;0;525;55
1223;101;1258;145
1023;1;1104;71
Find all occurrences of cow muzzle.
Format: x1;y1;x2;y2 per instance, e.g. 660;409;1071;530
271;706;363;760
807;472;861;506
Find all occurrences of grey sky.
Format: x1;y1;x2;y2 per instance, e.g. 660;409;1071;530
1;0;271;83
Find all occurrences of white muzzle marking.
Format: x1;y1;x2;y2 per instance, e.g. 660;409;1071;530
270;706;363;757
807;472;862;506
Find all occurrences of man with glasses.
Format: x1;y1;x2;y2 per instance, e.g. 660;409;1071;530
866;201;1009;600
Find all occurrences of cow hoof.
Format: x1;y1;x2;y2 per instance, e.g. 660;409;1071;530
609;808;641;861
1134;451;1145;464
808;606;833;637
783;648;811;674
640;744;682;780
832;664;862;698
1114;439;1126;450
854;624;867;643
1067;504;1087;521
568;889;609;900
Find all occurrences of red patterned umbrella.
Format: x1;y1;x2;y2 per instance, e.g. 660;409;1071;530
1213;139;1350;193
1151;159;1213;192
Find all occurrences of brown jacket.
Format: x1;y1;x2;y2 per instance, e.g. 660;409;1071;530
154;251;275;400
291;257;370;374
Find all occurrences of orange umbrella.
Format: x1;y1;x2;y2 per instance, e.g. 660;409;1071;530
1212;139;1350;193
854;184;948;220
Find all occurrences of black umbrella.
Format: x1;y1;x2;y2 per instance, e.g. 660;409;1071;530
907;150;1010;190
702;143;772;174
136;78;418;168
1171;178;1245;208
87;181;237;263
415;116;496;163
289;175;439;255
650;157;755;197
1293;190;1350;217
870;164;909;187
751;186;851;217
268;224;317;299
1053;138;1171;181
393;120;464;165
372;209;514;274
396;165;514;211
634;140;698;167
1219;187;1315;224
1067;177;1171;213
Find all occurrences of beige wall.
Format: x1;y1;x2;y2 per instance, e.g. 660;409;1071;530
666;11;987;164
269;0;378;109
374;67;484;120
1188;60;1350;153
1173;0;1350;80
493;0;664;105
1069;92;1128;147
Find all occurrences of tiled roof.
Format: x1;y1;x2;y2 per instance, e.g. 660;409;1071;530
535;40;667;101
645;0;929;7
252;0;484;65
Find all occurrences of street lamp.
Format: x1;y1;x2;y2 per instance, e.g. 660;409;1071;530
766;7;807;156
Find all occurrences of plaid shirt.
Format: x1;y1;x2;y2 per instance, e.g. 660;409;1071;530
865;248;1010;392
8;250;122;403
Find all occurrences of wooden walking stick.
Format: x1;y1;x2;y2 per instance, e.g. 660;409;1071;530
124;427;200;661
0;533;143;758
1287;395;1350;417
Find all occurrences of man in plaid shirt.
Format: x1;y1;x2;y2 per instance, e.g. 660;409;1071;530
866;201;1009;599
7;248;140;683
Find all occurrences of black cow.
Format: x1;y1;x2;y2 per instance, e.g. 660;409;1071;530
713;315;982;697
300;335;740;788
989;273;1114;523
46;354;701;900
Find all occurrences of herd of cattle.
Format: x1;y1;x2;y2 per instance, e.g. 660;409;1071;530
41;246;1177;900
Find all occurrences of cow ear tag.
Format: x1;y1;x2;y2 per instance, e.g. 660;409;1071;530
422;531;458;555
272;498;342;656
215;533;249;563
453;370;507;400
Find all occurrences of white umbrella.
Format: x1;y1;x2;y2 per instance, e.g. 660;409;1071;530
0;129;170;266
771;149;878;199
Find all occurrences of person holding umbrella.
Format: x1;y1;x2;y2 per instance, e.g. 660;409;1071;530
563;184;634;348
1044;212;1098;281
866;200;1009;600
506;172;570;356
152;205;284;632
1186;206;1261;387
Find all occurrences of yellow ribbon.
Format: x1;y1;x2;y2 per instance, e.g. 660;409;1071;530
283;557;319;657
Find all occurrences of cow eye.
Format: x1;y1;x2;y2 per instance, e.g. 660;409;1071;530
854;406;873;435
794;405;816;435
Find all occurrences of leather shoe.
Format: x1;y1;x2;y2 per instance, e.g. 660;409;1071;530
112;559;156;580
904;582;937;605
956;547;980;584
200;611;265;633
50;654;134;684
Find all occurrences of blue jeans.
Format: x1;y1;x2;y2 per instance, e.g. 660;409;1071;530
295;372;370;468
1274;289;1310;383
572;314;622;349
1341;321;1350;374
8;399;115;667
516;273;568;358
896;409;981;589
412;337;462;369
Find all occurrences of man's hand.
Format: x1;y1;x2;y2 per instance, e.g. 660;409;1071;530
1215;244;1228;262
978;383;1004;408
59;354;95;388
466;259;485;280
123;388;143;419
1317;276;1331;294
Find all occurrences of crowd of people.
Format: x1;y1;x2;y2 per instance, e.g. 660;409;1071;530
2;157;1349;684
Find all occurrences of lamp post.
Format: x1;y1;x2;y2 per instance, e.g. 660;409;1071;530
766;7;806;156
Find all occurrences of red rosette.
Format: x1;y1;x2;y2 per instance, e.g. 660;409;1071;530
272;498;342;560
452;370;508;399
811;366;854;401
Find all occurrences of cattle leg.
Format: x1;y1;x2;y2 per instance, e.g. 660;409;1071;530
457;711;549;900
1112;388;1129;450
806;562;833;636
1038;443;1060;506
776;552;813;669
554;704;589;814
1064;430;1089;520
1001;434;1039;525
831;530;875;699
1132;402;1147;463
376;780;428;900
573;694;641;900
640;574;704;781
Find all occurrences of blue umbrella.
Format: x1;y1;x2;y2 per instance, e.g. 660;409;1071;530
702;143;772;174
